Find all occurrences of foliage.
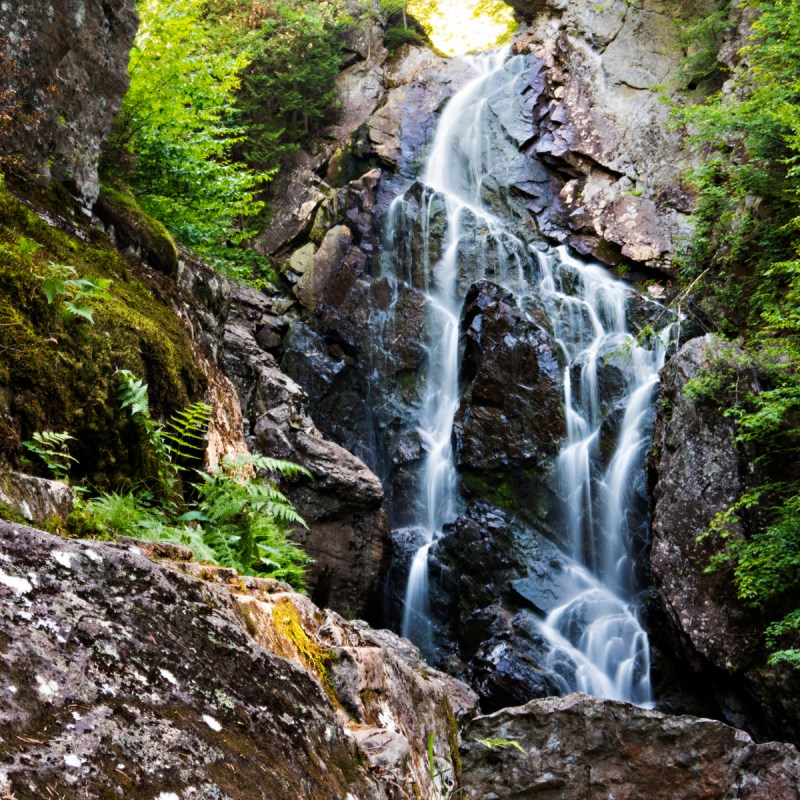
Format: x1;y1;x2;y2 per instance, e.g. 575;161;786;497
220;0;348;171
38;262;111;324
105;0;269;274
674;0;800;667
23;431;76;481
85;488;220;561
673;6;734;93
408;0;515;56
116;369;211;504
89;375;312;589
385;25;425;52
196;453;311;586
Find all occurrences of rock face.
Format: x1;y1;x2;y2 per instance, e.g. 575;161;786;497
0;522;476;799
0;472;73;524
177;254;390;619
0;0;138;202
510;0;719;274
455;281;564;523
650;335;800;742
460;693;800;799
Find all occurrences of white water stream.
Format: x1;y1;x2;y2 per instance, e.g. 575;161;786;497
390;50;670;705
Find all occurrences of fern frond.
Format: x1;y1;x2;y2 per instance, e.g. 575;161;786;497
249;454;312;480
163;402;212;465
115;369;150;419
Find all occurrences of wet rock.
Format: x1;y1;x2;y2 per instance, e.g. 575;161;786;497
427;502;576;709
0;522;476;798
0;472;73;523
460;693;800;800
455;280;564;524
466;610;561;713
651;335;800;742
0;0;138;203
369;47;474;177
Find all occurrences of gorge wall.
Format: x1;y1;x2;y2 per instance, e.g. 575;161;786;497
0;0;138;203
250;0;800;745
1;0;800;797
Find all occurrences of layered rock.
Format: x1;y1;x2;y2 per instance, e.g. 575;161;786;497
650;335;800;742
177;254;390;619
509;0;716;273
460;693;800;799
0;0;138;203
0;522;476;798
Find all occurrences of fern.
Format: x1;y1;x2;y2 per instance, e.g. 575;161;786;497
23;431;77;481
115;370;184;502
196;454;311;588
116;369;150;419
94;379;311;590
162;402;212;464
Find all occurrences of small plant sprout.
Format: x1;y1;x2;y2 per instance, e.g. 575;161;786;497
23;431;77;481
39;262;111;323
474;737;526;754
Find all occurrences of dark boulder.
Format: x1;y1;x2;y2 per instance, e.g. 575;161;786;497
650;335;800;742
455;280;564;527
460;693;800;800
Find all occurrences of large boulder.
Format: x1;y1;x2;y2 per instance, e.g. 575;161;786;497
455;280;564;525
650;335;800;742
460;693;800;799
0;0;138;203
0;522;477;798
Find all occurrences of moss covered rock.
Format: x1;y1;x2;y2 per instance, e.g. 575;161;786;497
0;174;203;487
94;183;179;277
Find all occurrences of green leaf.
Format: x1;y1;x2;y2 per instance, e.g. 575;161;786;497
41;277;65;304
64;302;95;322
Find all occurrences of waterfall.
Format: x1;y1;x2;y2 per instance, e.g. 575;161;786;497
399;47;522;652
384;49;671;705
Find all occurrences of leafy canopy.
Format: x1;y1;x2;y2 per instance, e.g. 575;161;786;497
106;0;270;269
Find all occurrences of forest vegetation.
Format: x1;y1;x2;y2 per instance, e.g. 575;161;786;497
672;0;800;666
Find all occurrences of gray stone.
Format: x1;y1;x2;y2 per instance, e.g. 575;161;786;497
0;522;475;798
287;241;317;276
0;0;138;203
0;472;73;523
461;693;800;799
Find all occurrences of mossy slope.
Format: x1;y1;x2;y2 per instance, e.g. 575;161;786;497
0;175;204;487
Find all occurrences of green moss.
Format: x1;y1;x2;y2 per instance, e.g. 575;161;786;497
272;597;335;696
0;174;203;488
445;703;462;780
95;182;179;276
0;500;27;524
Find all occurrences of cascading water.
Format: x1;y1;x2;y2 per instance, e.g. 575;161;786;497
383;48;672;705
398;47;529;652
534;246;674;705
